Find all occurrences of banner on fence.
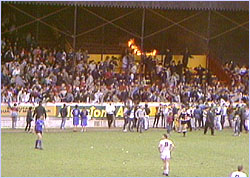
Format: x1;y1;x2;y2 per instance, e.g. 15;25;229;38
1;102;165;119
1;105;57;117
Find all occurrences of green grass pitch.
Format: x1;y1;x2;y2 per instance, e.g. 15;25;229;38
1;128;249;177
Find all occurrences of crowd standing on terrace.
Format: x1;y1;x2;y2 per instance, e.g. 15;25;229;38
2;34;248;106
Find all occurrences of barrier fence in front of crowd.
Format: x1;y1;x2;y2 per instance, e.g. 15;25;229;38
1;102;245;128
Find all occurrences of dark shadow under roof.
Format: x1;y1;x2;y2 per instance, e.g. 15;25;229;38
3;1;249;11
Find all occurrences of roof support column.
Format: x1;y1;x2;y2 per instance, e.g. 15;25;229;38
206;10;211;69
140;8;146;81
205;10;211;100
73;5;78;51
140;8;146;53
36;5;40;42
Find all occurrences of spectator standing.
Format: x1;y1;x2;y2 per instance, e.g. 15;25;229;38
33;101;47;121
166;112;174;134
182;48;193;68
194;105;202;130
25;106;33;132
227;103;234;128
123;106;129;132
144;104;150;130
214;103;222;131
60;104;68;130
128;106;135;132
153;104;163;128
204;107;215;136
233;112;241;136
221;103;227;129
106;102;116;129
136;105;146;133
244;103;249;131
163;49;173;68
8;101;18;129
240;104;249;133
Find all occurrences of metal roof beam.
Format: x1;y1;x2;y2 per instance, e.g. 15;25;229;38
3;5;70;35
76;9;139;38
7;4;73;38
213;11;249;31
145;9;207;40
80;7;141;38
210;21;249;40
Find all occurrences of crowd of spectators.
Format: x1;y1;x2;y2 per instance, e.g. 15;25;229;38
1;34;249;105
223;61;249;100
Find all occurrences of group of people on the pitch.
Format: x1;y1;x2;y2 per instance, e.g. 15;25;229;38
71;105;89;132
123;103;150;133
152;100;249;137
8;101;47;150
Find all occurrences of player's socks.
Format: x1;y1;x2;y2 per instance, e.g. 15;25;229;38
163;170;168;176
38;140;41;149
39;140;43;149
35;140;39;149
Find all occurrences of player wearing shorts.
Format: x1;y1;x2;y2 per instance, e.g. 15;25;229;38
80;107;88;132
35;116;45;150
72;105;80;132
230;165;247;177
158;134;175;176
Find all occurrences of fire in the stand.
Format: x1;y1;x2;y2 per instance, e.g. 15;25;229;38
127;39;157;56
146;49;157;57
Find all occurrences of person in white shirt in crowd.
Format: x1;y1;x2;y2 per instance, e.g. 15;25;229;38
144;104;151;130
220;103;227;129
187;103;195;130
163;105;169;129
214;103;222;131
106;102;116;129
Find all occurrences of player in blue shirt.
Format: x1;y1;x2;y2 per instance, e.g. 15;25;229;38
35;116;45;150
72;105;80;132
80;107;88;132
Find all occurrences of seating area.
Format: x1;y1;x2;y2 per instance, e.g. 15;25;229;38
1;34;248;105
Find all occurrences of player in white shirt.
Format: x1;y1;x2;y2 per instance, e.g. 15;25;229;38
230;165;248;177
158;134;175;176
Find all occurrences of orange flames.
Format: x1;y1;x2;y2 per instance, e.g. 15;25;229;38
127;39;157;56
128;39;134;48
146;50;157;57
